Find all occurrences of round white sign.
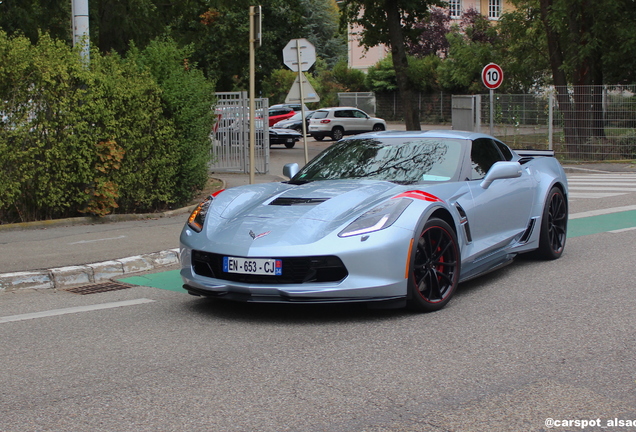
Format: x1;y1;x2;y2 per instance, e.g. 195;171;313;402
482;63;503;89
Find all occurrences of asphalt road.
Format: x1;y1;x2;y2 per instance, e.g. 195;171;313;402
1;229;635;431
1;135;636;431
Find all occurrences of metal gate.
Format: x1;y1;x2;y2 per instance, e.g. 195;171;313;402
210;92;269;173
451;95;482;132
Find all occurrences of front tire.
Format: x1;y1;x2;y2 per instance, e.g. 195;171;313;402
407;218;460;312
535;186;567;260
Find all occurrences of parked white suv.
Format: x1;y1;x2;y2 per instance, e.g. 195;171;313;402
308;107;386;141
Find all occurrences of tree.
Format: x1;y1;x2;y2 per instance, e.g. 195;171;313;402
407;7;451;59
0;0;71;43
340;0;444;130
300;0;347;69
529;0;636;152
496;5;551;92
436;9;501;94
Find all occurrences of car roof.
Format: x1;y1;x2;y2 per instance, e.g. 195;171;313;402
316;106;362;111
340;129;499;142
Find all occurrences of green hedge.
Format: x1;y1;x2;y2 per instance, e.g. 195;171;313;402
0;33;215;223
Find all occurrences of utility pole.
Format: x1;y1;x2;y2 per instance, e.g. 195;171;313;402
248;6;261;184
71;0;90;62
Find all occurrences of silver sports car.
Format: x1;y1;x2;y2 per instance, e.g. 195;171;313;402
180;130;568;311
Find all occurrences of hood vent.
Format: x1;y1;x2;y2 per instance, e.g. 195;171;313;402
270;197;329;206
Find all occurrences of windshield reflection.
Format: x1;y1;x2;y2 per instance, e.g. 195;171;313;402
291;138;463;184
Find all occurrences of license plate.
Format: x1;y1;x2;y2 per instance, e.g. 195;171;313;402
286;138;293;143
223;256;282;276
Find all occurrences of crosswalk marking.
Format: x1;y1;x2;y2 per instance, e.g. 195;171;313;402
567;173;636;200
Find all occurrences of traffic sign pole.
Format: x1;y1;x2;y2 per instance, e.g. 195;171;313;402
295;39;309;164
490;89;494;136
283;38;317;165
482;63;503;136
248;6;256;184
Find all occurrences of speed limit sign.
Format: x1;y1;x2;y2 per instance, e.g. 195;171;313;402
482;63;503;89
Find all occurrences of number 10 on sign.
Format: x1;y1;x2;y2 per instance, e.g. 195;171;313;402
482;63;503;89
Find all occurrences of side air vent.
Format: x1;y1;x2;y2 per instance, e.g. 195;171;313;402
454;202;472;243
519;218;537;243
270;197;328;206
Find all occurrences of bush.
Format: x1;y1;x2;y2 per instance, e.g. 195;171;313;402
130;39;216;204
0;32;97;221
0;32;214;223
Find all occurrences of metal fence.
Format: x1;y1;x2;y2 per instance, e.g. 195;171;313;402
210;92;269;173
375;91;453;124
371;86;636;161
482;86;636;161
337;92;377;116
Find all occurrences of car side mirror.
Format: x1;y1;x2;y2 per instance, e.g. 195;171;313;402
480;161;522;189
283;163;299;179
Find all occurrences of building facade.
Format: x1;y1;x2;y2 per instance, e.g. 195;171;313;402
347;0;512;71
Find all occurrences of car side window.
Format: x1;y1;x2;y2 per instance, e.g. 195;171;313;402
334;110;346;118
494;140;513;161
352;110;367;119
470;138;504;180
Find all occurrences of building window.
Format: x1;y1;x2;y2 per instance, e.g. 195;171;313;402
489;0;501;19
448;0;461;18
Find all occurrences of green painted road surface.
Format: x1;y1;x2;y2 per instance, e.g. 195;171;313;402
568;209;636;237
121;269;186;293
120;209;636;292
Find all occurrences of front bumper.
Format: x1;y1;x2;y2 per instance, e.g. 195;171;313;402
179;226;412;304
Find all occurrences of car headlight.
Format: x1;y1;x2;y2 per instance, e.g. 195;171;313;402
338;198;412;238
187;190;224;232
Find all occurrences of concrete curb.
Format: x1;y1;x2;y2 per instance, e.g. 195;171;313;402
0;248;180;294
0;178;229;294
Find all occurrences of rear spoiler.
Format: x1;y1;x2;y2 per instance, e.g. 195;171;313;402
514;149;555;158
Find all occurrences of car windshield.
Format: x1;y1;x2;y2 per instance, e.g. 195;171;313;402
290;137;464;184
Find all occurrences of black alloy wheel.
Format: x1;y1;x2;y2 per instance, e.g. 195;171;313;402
407;218;460;312
372;124;385;131
535;186;567;260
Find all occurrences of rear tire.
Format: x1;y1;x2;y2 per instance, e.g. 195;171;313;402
535;186;567;260
407;218;460;312
331;127;344;141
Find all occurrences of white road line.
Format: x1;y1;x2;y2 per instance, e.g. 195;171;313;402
569;192;627;199
569;205;636;219
69;235;127;245
0;298;155;324
566;173;636;200
609;227;636;233
568;186;636;191
568;181;636;185
568;173;636;179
